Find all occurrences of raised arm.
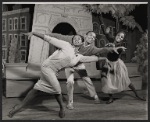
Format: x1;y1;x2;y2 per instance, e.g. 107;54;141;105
99;14;114;42
25;32;71;50
90;46;120;56
91;46;109;55
48;33;73;44
99;14;107;35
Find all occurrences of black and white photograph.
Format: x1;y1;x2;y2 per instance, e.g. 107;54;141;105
2;1;148;120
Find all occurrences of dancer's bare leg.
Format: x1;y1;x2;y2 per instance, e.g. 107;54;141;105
66;73;74;109
54;94;65;118
65;68;75;109
128;83;146;101
8;89;40;118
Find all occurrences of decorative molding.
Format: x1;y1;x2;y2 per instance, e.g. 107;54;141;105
34;13;50;26
2;8;29;16
36;4;91;18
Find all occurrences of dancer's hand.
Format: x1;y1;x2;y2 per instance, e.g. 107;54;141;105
116;46;127;52
106;27;110;34
105;58;109;62
108;47;119;54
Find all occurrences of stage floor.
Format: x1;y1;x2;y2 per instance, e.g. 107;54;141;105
2;90;148;120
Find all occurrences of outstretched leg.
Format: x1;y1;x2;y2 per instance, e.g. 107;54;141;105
128;83;146;101
76;66;101;104
82;76;101;104
54;94;65;118
66;73;75;109
106;94;114;104
8;89;40;118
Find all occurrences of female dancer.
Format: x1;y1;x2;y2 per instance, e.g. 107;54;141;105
8;32;106;118
99;14;146;104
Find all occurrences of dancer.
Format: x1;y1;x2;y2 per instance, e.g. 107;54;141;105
65;32;121;109
48;31;126;109
8;32;107;118
99;14;146;104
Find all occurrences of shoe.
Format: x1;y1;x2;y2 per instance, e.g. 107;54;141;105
94;98;101;104
66;103;74;110
136;95;146;101
8;104;19;118
59;109;65;118
94;95;101;104
106;98;113;104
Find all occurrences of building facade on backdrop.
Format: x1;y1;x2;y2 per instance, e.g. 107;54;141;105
2;5;30;63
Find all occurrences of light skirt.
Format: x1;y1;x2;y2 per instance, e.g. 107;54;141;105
101;59;131;94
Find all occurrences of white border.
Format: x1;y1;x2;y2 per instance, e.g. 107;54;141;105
3;2;148;4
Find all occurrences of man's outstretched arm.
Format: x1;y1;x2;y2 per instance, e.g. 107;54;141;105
48;33;74;44
79;55;107;63
90;46;126;56
23;32;71;50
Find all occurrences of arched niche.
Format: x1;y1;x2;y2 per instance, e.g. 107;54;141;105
49;22;77;55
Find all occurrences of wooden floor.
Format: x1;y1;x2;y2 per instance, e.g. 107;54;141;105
2;90;148;120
